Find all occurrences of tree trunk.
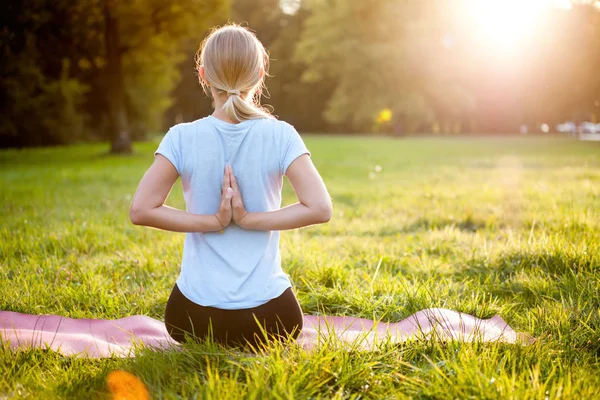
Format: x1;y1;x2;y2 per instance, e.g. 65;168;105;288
104;0;132;154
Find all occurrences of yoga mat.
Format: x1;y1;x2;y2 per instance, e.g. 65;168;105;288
0;309;529;358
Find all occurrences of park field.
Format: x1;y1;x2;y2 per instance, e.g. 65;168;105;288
1;135;599;399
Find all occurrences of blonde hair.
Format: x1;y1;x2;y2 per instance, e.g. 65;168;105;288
197;24;273;122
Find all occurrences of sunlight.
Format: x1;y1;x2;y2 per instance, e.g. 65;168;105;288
465;0;548;53
552;0;573;9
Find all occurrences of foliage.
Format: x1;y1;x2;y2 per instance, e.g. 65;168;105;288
296;0;600;133
0;0;89;147
296;0;475;132
0;0;227;150
3;0;600;148
102;0;227;151
1;136;600;397
243;0;333;132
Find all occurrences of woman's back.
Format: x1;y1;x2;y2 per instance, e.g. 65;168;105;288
155;116;309;309
130;24;330;347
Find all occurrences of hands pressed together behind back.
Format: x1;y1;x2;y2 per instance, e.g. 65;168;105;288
214;155;333;232
214;165;249;230
130;153;331;233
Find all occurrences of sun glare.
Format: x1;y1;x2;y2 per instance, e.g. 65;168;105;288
465;0;549;54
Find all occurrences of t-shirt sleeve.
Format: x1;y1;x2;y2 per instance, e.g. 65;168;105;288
280;124;310;175
154;127;182;175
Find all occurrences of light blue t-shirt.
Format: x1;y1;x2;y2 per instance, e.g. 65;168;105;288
155;115;310;310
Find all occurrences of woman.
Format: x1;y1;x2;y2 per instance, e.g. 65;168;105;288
129;24;332;349
0;25;524;358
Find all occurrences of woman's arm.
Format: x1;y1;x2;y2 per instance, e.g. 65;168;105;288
129;155;233;233
232;155;332;231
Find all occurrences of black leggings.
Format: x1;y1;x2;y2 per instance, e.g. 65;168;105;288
164;283;304;349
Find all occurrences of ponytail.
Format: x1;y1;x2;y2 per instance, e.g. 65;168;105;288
221;90;272;122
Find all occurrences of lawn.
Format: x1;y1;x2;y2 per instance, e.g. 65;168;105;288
0;135;599;399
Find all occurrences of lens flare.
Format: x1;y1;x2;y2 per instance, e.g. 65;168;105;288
107;370;150;400
377;109;392;123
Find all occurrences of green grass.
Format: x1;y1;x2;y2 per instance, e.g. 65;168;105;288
1;135;599;399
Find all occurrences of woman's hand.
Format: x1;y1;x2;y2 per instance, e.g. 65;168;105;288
214;166;234;229
228;165;250;228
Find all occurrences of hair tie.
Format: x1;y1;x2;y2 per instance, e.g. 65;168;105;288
226;89;241;96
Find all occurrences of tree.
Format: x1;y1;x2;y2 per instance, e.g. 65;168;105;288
0;0;227;151
0;0;89;147
295;0;474;133
99;0;226;153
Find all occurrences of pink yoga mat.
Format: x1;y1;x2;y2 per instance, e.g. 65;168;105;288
0;309;529;358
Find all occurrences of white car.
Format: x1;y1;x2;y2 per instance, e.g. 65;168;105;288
578;122;600;134
556;122;577;135
577;122;600;141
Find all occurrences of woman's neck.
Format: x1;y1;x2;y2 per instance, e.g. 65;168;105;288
212;107;236;124
211;90;246;124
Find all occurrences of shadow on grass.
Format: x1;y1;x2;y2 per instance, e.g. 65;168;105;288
401;216;489;233
466;249;597;279
308;215;492;238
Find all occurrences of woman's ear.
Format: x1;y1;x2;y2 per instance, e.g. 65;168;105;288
199;65;209;86
259;67;265;80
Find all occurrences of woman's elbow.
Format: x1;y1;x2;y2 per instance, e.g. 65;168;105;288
314;201;333;223
129;205;147;226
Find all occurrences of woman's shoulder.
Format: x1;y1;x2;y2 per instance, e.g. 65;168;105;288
166;116;213;134
264;117;296;129
159;117;220;146
253;118;299;138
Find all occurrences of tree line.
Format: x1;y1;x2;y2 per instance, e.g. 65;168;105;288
2;0;600;152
